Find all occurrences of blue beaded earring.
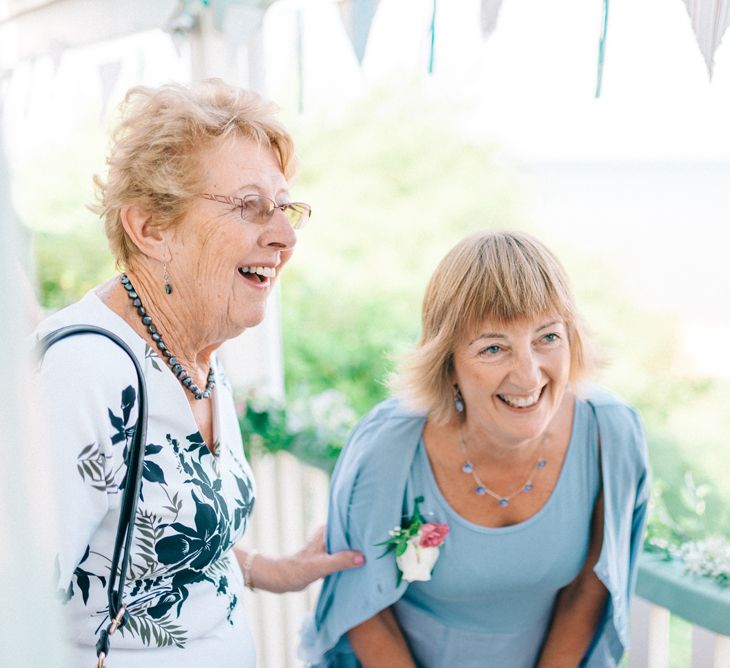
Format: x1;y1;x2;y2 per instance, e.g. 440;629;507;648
454;385;465;413
163;261;172;295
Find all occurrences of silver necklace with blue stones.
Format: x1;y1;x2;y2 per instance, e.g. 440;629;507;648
120;274;215;400
459;427;548;507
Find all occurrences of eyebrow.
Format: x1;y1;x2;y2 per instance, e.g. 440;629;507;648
536;320;561;331
235;183;261;194
469;320;562;345
235;183;290;197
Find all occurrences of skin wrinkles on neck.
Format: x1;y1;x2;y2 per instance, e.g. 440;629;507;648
99;263;219;389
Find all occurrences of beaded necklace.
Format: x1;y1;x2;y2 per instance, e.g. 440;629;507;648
459;427;547;507
120;274;215;400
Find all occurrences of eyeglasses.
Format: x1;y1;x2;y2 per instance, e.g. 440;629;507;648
200;193;311;230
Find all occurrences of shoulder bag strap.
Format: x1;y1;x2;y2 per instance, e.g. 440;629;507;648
38;324;148;667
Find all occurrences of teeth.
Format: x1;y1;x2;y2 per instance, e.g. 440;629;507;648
240;266;276;278
499;390;542;408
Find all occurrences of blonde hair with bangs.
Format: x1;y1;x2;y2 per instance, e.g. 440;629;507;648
93;79;297;265
396;230;593;424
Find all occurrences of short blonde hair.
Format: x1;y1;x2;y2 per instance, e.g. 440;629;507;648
93;79;297;265
396;230;594;424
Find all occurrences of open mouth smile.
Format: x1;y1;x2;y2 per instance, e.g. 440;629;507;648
238;265;276;287
496;385;546;410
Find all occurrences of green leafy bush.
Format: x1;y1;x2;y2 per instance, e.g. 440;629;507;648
240;389;357;474
281;89;521;415
33;227;115;310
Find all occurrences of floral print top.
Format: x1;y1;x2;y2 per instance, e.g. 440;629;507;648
36;290;257;667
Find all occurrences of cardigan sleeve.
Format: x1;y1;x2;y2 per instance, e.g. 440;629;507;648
585;391;650;666
299;400;425;667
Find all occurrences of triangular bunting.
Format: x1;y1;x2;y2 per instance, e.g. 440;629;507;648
682;0;730;77
480;0;505;38
338;0;380;64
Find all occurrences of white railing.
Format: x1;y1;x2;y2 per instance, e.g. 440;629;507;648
243;452;730;668
629;558;730;668
630;596;730;667
241;452;330;668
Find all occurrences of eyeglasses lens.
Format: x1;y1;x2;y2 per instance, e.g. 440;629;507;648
283;206;303;230
241;195;272;223
241;195;309;229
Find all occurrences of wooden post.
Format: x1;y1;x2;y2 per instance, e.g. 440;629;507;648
629;596;671;668
692;625;730;668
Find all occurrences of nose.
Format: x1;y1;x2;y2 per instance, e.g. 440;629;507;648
261;209;298;251
510;346;542;389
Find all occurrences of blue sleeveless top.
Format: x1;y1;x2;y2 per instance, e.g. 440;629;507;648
393;397;600;668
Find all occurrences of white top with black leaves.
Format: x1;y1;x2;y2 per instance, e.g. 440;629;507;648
36;290;257;667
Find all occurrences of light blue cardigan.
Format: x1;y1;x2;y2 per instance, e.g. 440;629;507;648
300;386;649;667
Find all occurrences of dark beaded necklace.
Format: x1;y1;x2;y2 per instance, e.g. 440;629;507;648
120;274;215;400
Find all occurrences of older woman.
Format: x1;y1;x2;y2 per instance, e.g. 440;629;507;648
35;80;363;667
300;231;649;667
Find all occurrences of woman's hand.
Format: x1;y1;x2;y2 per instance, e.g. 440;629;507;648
234;526;365;594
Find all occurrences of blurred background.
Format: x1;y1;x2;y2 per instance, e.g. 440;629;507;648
2;0;729;666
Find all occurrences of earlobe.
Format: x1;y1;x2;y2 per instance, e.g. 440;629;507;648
120;204;166;260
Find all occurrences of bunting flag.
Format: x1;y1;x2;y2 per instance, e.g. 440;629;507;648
338;0;380;64
682;0;730;77
595;0;609;97
480;0;504;38
428;0;436;74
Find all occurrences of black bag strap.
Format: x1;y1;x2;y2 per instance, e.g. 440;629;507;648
38;324;148;666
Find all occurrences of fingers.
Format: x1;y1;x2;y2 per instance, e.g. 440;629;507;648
310;525;326;550
317;550;365;578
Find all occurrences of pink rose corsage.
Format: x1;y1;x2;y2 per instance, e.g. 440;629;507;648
419;522;450;548
376;496;450;584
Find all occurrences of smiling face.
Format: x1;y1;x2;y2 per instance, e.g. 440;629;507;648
166;135;297;342
452;316;571;448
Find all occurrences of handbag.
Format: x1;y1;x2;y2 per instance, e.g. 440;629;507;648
38;324;148;668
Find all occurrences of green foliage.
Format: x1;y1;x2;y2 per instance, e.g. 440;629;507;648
646;475;730;589
558;248;730;535
16;120;113;310
646;474;718;554
33;226;115;309
281;89;521;415
239;390;357;474
282;279;418;414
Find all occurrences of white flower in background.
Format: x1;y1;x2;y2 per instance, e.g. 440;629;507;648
676;536;730;582
287;390;356;434
309;389;357;429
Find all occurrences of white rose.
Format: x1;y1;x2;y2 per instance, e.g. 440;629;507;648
396;538;440;582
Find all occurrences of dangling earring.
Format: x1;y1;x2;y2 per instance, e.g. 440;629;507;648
453;385;465;413
163;261;172;295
